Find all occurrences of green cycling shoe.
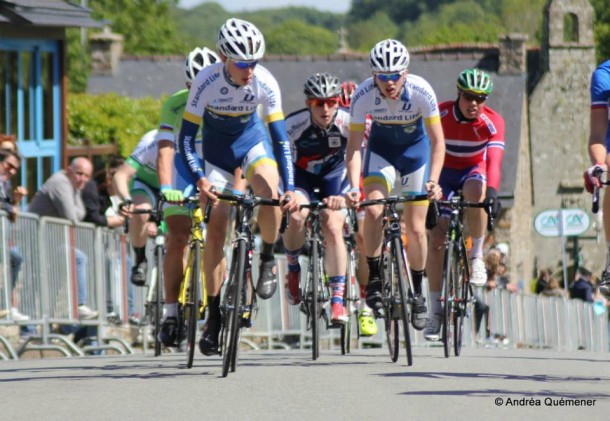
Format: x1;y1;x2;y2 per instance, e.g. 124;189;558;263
358;308;378;337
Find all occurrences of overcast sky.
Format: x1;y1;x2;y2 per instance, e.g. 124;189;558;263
178;0;351;14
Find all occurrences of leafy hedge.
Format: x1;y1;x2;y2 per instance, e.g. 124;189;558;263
67;93;163;156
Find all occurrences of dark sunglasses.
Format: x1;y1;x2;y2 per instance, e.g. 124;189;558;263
460;91;488;104
233;60;258;69
2;160;18;171
307;97;340;107
376;72;403;83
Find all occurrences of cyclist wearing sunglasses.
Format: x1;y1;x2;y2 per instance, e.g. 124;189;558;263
584;59;610;299
177;18;297;355
345;39;445;331
424;68;506;341
281;72;351;324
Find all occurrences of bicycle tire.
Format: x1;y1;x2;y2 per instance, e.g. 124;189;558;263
392;238;413;366
341;246;357;355
222;242;245;377
311;241;320;361
382;249;399;362
442;241;455;358
154;245;163;357
185;241;200;368
453;244;468;357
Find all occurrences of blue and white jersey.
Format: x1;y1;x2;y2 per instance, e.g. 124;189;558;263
178;62;294;191
591;59;610;144
349;74;440;146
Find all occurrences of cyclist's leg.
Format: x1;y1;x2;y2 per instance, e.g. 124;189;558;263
281;185;309;305
396;144;430;330
128;182;156;286
243;140;282;299
462;164;487;286
362;148;394;310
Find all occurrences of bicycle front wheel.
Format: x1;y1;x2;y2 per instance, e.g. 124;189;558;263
153;245;164;357
311;242;321;361
382;249;399;362
185;241;200;368
442;241;456;358
341;246;357;355
392;238;412;366
222;242;245;377
454;244;469;357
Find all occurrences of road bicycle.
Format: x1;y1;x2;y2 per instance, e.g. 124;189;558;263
208;190;286;377
358;194;428;365
432;195;494;358
125;201;165;357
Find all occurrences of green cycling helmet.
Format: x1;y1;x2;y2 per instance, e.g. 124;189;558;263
457;68;493;95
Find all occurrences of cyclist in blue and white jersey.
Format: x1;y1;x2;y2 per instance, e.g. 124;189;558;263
177;18;298;355
345;39;445;331
282;72;350;324
584;59;610;298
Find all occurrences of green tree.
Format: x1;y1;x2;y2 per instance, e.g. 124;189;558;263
347;12;399;52
266;20;337;55
591;0;610;62
89;0;186;55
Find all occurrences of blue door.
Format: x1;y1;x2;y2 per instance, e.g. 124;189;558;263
0;38;61;199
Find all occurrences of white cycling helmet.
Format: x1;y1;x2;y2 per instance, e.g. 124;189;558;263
184;47;220;84
217;18;265;61
304;73;342;99
369;39;410;73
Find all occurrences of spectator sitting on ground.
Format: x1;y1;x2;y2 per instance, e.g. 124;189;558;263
27;157;98;320
569;267;594;303
540;276;568;298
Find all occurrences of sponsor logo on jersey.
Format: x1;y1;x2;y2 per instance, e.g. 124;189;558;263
220;87;229;95
480;113;497;135
191;72;220;107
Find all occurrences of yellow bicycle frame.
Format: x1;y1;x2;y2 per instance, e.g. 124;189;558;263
178;206;207;317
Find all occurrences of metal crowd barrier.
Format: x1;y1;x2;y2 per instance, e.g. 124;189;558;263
2;209;609;359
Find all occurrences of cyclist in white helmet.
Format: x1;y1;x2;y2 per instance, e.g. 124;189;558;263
345;39;445;332
178;18;297;356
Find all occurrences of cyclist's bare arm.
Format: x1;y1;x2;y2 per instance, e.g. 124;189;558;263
589;108;609;165
157;139;175;187
346;130;364;205
113;163;136;203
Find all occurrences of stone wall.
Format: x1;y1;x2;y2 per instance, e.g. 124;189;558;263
529;0;599;277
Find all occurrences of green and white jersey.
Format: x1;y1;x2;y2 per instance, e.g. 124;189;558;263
126;129;159;189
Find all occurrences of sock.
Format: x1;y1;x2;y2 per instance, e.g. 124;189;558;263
261;241;275;259
430;290;442;315
329;276;346;305
411;269;424;295
470;236;484;259
359;284;366;300
207;295;221;321
285;247;301;272
367;256;381;281
134;246;146;265
163;303;177;318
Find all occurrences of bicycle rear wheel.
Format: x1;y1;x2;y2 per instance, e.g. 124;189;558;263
442;241;455;358
153;245;164;357
453;245;469;357
185;241;200;368
392;238;412;366
222;242;245;377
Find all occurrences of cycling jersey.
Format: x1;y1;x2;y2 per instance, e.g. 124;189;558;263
591;60;610;147
178;62;294;192
127;130;160;189
285;108;350;198
285;108;349;175
349;74;440;195
155;90;202;216
439;100;505;190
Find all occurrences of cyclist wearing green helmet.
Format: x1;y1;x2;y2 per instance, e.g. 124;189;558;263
424;68;506;341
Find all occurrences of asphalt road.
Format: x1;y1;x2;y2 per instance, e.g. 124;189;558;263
0;347;608;420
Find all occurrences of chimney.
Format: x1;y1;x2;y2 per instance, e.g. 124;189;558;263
89;26;124;75
498;33;528;75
